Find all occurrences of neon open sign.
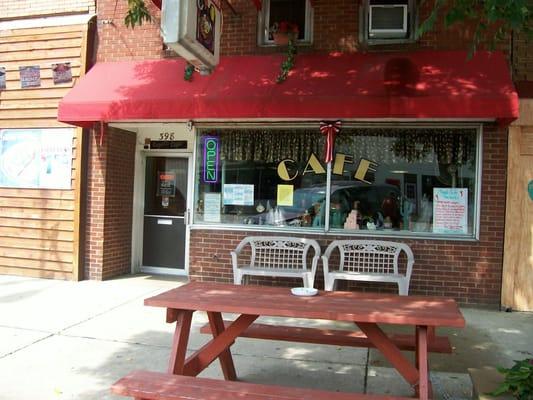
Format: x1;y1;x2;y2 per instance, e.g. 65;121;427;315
203;136;219;183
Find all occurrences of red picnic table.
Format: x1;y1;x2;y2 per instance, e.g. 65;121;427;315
133;281;465;400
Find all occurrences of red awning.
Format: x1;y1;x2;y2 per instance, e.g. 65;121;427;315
58;51;518;127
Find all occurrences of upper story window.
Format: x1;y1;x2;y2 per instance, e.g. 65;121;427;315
258;0;313;46
361;0;416;45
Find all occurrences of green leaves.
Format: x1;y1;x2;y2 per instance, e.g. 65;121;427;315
417;0;532;54
276;38;297;84
489;359;533;399
124;0;152;28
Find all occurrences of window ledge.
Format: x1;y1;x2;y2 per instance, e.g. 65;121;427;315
259;40;313;48
190;223;479;242
364;38;417;46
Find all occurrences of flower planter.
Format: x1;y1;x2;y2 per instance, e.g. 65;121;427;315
272;32;297;46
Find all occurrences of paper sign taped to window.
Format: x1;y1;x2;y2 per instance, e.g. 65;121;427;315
223;184;254;206
433;188;468;234
204;193;221;222
277;184;294;206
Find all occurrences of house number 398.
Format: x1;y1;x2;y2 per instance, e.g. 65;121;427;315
159;132;175;140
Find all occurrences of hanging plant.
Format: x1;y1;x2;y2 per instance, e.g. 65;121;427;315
184;63;195;81
276;38;297;83
269;22;299;84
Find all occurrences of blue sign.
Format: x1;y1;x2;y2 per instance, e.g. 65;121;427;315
203;136;219;183
528;180;533;201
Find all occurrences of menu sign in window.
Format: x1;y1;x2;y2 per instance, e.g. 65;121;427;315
433;188;468;234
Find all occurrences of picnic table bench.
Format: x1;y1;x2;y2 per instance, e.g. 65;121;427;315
112;370;414;400
112;282;465;400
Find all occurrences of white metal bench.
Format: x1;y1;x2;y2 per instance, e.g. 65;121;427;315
322;240;414;295
231;236;321;288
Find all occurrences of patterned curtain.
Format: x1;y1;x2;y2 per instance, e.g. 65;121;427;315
336;128;477;165
218;129;324;163
211;128;476;165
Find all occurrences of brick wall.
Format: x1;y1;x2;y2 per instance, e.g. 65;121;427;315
85;126;136;280
0;0;95;19
512;31;533;82
189;125;507;307
95;0;511;61
96;0;163;61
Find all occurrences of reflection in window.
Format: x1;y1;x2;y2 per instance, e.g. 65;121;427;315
330;128;477;235
194;127;479;238
195;129;326;229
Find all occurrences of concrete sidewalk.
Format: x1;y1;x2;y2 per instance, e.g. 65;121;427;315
0;274;531;400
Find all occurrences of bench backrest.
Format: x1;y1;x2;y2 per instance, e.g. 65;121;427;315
325;240;414;277
236;236;321;271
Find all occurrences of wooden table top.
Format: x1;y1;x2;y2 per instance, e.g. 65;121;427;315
145;282;465;328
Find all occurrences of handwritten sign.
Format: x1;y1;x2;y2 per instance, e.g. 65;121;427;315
433;188;468;234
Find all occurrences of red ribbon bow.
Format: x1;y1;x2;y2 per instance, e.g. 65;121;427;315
319;120;342;163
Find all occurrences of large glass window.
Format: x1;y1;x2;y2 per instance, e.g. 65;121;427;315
194;127;479;238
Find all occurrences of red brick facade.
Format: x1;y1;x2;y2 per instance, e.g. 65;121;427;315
85;0;527;306
0;0;95;20
188;126;507;307
85;127;136;280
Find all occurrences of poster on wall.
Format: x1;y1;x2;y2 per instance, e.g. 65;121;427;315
0;67;6;90
223;184;254;206
204;192;221;222
19;66;41;88
432;188;468;234
52;62;72;84
0;129;73;189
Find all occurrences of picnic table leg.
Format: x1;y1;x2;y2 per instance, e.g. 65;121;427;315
415;325;432;400
183;313;258;377
167;309;193;375
356;322;420;396
207;311;237;381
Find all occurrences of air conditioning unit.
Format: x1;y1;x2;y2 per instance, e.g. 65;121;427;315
161;0;221;73
368;4;408;39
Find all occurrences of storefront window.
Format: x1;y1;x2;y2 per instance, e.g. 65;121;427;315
194;127;479;238
195;129;326;229
329;128;477;236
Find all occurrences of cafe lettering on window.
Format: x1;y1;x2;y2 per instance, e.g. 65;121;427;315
277;153;379;184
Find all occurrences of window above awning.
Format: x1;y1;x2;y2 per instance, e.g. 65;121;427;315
57;51;518;128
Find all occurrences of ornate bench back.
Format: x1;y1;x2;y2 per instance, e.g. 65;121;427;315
332;240;413;276
242;237;319;271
